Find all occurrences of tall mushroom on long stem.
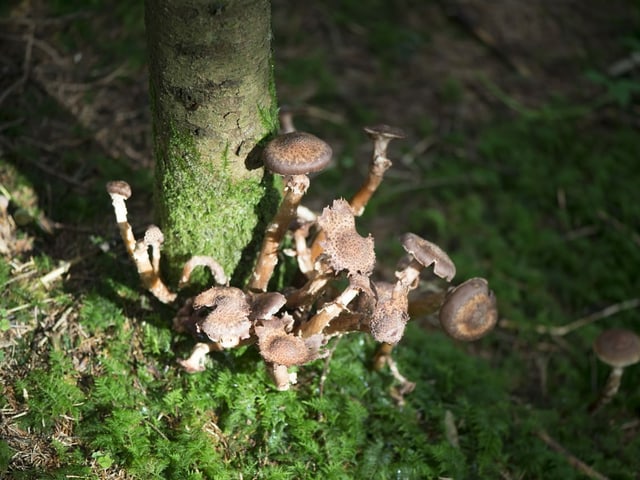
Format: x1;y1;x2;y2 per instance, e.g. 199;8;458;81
310;124;405;261
248;132;332;292
106;181;176;304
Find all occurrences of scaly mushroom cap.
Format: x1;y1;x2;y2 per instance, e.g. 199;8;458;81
194;286;252;348
369;282;409;344
594;328;640;369
262;132;332;175
401;233;456;282
317;199;375;276
439;277;497;341
143;225;164;246
255;315;324;366
106;180;132;199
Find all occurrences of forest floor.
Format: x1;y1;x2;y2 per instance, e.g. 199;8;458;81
1;0;640;478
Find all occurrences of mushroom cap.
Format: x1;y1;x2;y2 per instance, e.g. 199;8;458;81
593;328;640;368
401;233;456;282
106;180;132;199
248;291;287;321
363;124;406;140
255;315;324;366
317;199;375;276
369;282;409;344
262;132;332;175
194;286;252;348
439;277;497;341
143;225;164;245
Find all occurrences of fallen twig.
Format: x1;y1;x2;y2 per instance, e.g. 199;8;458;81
535;429;609;480
536;298;640;336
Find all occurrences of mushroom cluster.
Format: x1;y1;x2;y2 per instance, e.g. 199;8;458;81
106;116;497;391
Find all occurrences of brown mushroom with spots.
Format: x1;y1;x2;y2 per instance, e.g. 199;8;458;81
439;277;497;341
588;328;640;413
249;132;332;292
255;315;326;390
287;198;375;313
193;286;252;349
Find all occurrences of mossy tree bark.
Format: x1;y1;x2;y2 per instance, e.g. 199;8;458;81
145;0;278;285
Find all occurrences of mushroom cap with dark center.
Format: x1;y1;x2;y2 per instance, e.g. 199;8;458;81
318;199;375;276
262;132;332;175
363;124;407;140
594;328;640;369
401;233;456;282
194;286;252;347
106;180;132;199
255;316;324;366
439;277;497;341
369;281;409;344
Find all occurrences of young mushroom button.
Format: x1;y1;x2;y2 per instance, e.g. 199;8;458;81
249;132;332;292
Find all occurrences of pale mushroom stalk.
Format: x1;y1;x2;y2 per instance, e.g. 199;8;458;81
301;280;365;337
249;132;332;292
268;363;298;391
132;229;177;304
589;366;625;412
106;181;135;257
179;255;228;289
249;174;310;291
278;105;296;134
310;125;405;261
177;342;216;373
106;181;176;304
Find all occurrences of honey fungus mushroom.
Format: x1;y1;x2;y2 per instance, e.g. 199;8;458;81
397;233;456;289
589;328;640;413
249;132;332;292
439;277;497;341
193;286;252;349
255;315;325;390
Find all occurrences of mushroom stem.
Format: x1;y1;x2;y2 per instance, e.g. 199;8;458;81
588;366;624;413
177;342;216;373
268;363;298;391
349;155;392;217
132;235;177;304
249;174;310;292
278;105;296;134
179;255;227;288
301;283;362;337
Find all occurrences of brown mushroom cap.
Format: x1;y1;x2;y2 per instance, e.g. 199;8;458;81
439;277;497;341
262;132;332;175
143;225;164;246
194;286;252;347
255;316;324;366
401;233;456;282
363;124;407;140
106;180;132;199
248;291;287;321
594;328;640;369
317;199;375;276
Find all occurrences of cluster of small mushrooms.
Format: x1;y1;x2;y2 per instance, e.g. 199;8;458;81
106;114;498;391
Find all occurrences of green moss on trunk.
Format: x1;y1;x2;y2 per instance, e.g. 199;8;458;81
145;0;278;284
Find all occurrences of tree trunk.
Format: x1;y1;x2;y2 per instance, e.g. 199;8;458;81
145;0;278;285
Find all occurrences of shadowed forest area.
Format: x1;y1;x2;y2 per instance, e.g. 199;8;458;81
1;0;640;478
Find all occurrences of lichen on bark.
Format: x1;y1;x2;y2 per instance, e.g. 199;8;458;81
145;0;278;284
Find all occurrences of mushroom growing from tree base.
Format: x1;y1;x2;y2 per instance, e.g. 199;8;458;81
106;119;497;393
